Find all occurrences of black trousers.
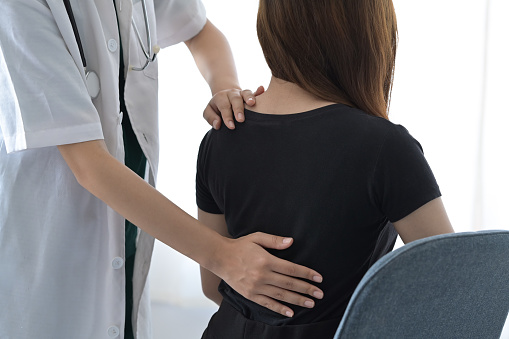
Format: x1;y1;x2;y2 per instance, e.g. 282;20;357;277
202;302;340;339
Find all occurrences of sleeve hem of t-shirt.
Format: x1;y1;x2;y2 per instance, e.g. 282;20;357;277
158;9;207;48
390;190;442;223
5;122;104;154
196;200;223;215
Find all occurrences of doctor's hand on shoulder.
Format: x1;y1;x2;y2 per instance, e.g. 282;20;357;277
185;19;265;131
204;85;265;130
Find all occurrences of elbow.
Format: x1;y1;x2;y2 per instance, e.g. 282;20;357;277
202;284;222;306
57;141;108;192
62;151;96;191
72;166;93;192
202;284;216;301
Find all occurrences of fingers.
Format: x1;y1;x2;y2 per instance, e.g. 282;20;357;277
249;295;295;318
203;104;222;130
204;89;246;130
253;85;265;97
248;232;294;250
248;232;323;283
229;91;246;123
241;89;256;108
258;283;318;309
217;236;324;318
203;87;265;130
263;271;324;300
271;257;324;284
242;85;264;107
213;92;236;130
249;280;322;317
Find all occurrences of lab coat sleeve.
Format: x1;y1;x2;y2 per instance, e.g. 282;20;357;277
0;0;103;154
154;0;207;48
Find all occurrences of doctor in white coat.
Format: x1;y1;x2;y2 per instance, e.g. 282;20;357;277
0;0;325;338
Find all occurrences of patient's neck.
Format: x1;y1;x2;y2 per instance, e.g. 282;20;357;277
248;76;336;115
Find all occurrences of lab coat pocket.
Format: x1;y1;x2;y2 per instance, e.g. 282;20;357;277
130;0;158;80
139;50;158;80
126;34;158;80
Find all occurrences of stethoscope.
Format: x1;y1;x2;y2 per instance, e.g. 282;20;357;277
63;0;160;99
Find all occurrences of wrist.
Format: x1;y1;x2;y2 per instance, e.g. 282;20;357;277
200;232;231;276
210;80;241;96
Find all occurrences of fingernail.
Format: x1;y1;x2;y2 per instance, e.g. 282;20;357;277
304;300;315;308
313;291;324;299
213;120;219;129
237;113;244;121
282;238;292;244
285;310;294;317
313;275;323;283
228;121;235;129
248;97;255;103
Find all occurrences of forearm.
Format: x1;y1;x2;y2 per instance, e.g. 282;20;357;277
58;140;223;269
185;20;240;94
197;209;229;306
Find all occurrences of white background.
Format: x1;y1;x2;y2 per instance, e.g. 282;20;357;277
149;0;509;336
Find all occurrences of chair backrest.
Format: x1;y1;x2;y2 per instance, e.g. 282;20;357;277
334;230;509;339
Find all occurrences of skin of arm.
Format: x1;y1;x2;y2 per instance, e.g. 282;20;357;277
393;197;454;243
185;19;264;130
57;139;323;317
198;209;228;306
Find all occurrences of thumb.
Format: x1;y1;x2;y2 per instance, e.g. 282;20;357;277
254;85;265;97
248;232;293;250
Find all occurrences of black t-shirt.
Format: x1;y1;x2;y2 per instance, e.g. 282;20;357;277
196;103;441;326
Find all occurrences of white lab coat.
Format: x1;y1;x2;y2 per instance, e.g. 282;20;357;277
0;0;206;338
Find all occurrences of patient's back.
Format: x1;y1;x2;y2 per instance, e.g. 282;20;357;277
196;103;440;326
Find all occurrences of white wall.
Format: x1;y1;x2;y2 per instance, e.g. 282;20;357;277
149;5;509;337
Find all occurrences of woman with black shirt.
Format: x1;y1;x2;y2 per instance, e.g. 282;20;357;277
196;0;454;338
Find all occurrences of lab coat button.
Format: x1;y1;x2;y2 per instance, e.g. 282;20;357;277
111;257;124;269
108;39;118;52
107;326;120;338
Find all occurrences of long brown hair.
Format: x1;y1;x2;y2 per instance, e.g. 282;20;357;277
257;0;398;119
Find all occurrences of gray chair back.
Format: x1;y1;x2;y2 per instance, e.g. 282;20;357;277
334;231;509;339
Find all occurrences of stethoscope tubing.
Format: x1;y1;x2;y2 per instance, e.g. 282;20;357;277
64;0;158;72
63;0;100;98
63;0;87;69
62;0;158;98
133;0;151;60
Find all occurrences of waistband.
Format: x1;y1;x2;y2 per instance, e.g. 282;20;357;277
202;301;340;339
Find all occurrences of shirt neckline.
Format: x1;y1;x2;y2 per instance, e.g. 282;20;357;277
244;103;349;121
